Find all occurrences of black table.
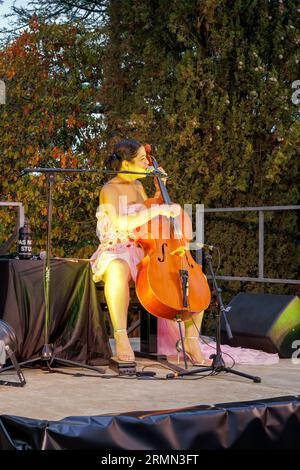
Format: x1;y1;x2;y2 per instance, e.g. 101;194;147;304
0;258;111;365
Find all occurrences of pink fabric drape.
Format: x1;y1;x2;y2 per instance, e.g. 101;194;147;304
158;318;279;365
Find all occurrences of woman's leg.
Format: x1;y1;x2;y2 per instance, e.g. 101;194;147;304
103;259;134;361
183;311;211;364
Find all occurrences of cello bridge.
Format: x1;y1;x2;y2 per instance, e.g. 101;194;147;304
170;246;188;257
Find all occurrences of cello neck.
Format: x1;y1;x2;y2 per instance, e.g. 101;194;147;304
150;156;171;204
151;157;182;238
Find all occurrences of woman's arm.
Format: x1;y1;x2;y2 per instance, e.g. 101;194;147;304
136;167;167;200
100;184;180;232
100;185;160;231
135;181;148;201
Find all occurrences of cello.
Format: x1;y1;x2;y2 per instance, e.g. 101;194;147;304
135;145;211;322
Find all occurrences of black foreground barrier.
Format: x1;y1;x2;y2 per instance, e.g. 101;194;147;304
1;395;300;450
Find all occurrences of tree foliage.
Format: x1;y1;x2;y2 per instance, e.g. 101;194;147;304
2;0;107;34
100;0;300;297
0;20;106;257
1;1;299;300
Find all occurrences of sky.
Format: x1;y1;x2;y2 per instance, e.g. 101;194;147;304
0;0;30;30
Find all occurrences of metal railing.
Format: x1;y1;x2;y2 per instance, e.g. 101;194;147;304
0;202;299;285
198;205;300;285
0;202;25;254
0;202;25;228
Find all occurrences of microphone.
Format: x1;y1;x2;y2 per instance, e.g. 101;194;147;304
146;167;168;178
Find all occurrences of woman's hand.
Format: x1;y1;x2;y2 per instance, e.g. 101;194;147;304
154;166;167;196
157;166;167;185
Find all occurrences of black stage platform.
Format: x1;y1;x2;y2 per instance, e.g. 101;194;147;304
1;395;300;450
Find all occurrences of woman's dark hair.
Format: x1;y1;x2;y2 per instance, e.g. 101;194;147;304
105;139;142;172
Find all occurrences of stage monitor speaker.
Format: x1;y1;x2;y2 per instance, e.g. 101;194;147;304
221;293;300;358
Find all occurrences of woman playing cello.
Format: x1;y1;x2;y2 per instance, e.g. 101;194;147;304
91;139;211;365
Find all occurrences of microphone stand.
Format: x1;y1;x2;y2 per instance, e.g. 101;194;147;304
167;247;261;383
0;166;163;377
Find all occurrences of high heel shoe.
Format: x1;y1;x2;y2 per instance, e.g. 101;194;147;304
176;337;212;367
114;329;135;362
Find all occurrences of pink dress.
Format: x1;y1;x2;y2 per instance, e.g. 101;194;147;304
91;203;279;366
90;203;145;283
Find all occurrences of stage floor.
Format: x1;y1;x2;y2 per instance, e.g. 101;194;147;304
0;341;299;421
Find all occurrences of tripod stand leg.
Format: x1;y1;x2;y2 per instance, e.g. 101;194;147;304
0;346;26;387
0;353;106;376
223;367;261;383
49;357;105;374
167;365;213;378
167;365;261;382
0;355;46;372
177;319;189;370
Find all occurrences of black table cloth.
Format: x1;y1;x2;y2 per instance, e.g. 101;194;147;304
0;258;111;365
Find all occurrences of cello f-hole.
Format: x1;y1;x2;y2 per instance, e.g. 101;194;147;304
158;242;168;262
